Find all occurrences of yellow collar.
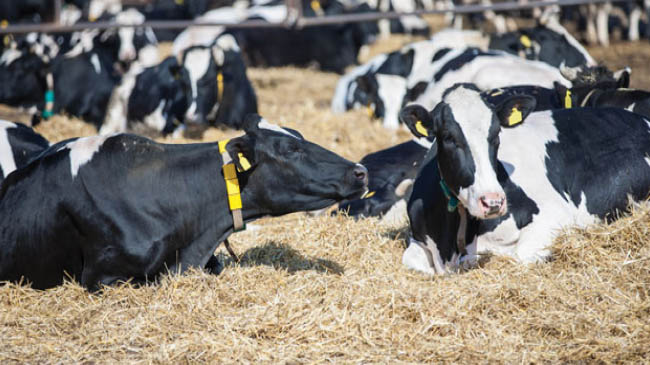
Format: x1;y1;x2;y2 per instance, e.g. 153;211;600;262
218;139;245;232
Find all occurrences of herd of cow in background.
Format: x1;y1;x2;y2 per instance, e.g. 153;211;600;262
1;0;650;290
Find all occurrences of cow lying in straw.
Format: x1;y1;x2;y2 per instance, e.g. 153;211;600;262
0;115;368;290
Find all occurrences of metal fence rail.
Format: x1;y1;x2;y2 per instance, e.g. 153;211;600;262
0;0;634;34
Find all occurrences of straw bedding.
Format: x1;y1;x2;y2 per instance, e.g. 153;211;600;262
1;25;650;363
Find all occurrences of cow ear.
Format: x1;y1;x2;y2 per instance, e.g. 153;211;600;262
553;81;573;109
400;105;433;138
495;95;536;127
225;135;256;173
613;67;631;88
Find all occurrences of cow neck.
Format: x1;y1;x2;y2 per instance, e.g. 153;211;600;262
218;138;249;232
438;178;468;256
42;72;54;119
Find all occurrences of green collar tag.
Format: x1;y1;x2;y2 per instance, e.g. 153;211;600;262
42;90;54;119
439;180;458;212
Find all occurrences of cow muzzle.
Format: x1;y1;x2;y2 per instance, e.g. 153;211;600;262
478;192;507;219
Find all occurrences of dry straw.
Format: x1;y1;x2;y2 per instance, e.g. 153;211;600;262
1;22;650;363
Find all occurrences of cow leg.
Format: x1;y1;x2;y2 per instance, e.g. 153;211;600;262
629;4;642;41
514;226;553;264
596;2;611;46
586;4;599;45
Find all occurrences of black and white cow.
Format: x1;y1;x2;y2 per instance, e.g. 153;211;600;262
181;34;257;129
0;115;368;290
334;45;570;128
337;136;432;221
400;83;650;274
429;19;597;68
0;121;49;183
100;56;193;135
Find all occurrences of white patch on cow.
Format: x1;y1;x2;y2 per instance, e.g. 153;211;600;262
137;44;159;67
627;103;636;112
172;7;246;55
543;19;597;66
60;134;113;178
395;178;414;198
60;6;82;25
331;53;388;114
0;121;18;177
380;199;408;227
183;48;212;121
428;28;490;52
444;87;505;217
375;74;407;129
89;0;122;20
476;216;520;257
215;34;240;52
402;237;436;275
397;15;429;33
247;5;287;22
90;53;101;74
143;101;167;132
65;29;99;58
258;119;299;139
645;156;650;168
0;48;22;65
412;137;433;149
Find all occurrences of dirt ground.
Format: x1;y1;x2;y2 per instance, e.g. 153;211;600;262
1;18;650;363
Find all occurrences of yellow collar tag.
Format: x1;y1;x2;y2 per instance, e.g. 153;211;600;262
508;107;523;126
0;20;8;29
218;139;249;231
564;90;572;109
366;103;374;118
519;35;532;48
363;191;376;199
217;72;224;101
415;120;428;137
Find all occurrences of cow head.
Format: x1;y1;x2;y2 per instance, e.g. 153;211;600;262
400;84;536;219
224;115;368;214
354;72;407;129
149;57;193;134
0;51;48;107
556;64;631;107
533;20;597;67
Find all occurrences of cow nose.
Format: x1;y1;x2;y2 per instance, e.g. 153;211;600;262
478;193;507;217
353;164;368;186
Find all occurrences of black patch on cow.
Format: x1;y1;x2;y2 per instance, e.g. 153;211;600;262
405;81;429;103
545;108;650;220
431;48;452;63
6;123;50;172
376;49;415;77
433;48;497;82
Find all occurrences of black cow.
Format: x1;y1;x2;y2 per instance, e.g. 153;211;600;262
337;137;431;220
0;115;368;290
0;0;55;23
182;34;258;129
100;56;193;135
400;83;650;274
0;120;49;182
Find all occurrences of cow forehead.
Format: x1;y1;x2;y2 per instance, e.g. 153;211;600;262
443;87;493;135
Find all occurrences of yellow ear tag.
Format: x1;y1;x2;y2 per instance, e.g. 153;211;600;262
366;104;374;118
564;89;572;109
415;120;429;137
520;35;531;48
364;191;376;199
175;0;184;4
238;153;251;172
311;0;322;13
0;20;8;29
508;107;523;126
217;72;224;101
3;35;9;46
